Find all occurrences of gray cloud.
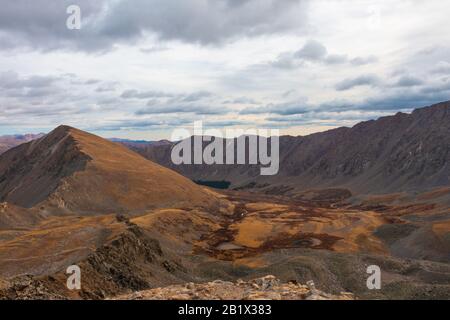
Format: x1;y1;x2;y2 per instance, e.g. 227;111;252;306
0;71;128;123
104;0;308;45
136;103;228;116
350;56;378;66
202;119;252;127
90;117;250;132
325;54;349;65
0;1;109;52
241;83;450;118
139;45;170;54
394;75;424;87
271;41;378;70
1;3;449;137
0;102;96;118
223;97;259;104
178;91;213;102
335;74;381;91
240;100;310;115
120;89;174;99
84;79;101;85
270;54;298;69
134;90;229;115
89;117;192;131
96;82;118;92
0;71;57;89
241;99;367;116
294;40;327;61
360;92;450;111
0;0;308;52
121;89;215;104
265;110;385;127
431;61;450;74
259;92;450;128
420;79;450;94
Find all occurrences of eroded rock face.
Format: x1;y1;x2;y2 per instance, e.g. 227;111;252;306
0;276;67;300
113;275;355;300
0;222;190;300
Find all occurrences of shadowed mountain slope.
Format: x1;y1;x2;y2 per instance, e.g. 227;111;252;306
128;101;450;195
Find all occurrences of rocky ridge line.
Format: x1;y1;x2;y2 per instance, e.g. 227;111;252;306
113;275;355;300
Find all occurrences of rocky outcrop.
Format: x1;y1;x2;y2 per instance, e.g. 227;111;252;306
113;275;355;300
0;276;67;300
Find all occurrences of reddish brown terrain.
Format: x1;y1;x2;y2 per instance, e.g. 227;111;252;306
0;103;449;300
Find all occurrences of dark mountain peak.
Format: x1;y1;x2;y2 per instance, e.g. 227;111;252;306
0;126;219;214
53;124;74;131
46;125;84;140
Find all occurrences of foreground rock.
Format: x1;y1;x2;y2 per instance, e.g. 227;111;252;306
113;275;355;300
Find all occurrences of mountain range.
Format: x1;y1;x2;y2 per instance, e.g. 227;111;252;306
0;101;449;300
125;101;450;196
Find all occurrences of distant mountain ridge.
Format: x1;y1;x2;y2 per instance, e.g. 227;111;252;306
127;101;450;195
1;101;448;196
0;133;44;155
112;138;172;149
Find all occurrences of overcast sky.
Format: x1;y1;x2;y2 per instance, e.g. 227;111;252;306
0;0;449;139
